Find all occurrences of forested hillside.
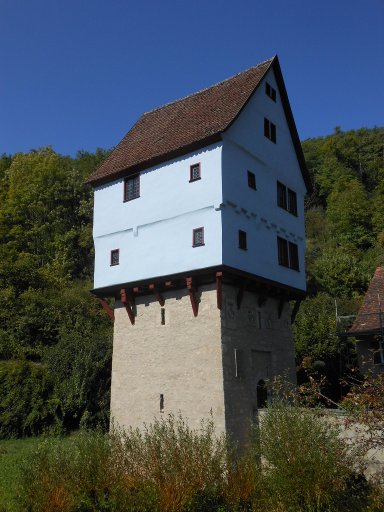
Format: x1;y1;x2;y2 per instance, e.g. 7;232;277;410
0;127;383;437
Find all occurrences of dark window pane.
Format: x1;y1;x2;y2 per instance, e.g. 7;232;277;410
270;122;276;143
124;175;140;201
264;118;270;138
190;163;201;181
247;171;256;189
277;237;289;267
288;189;297;216
239;230;247;250
277;181;287;209
289;242;299;270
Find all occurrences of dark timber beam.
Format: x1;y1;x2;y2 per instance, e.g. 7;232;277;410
120;288;135;325
216;271;223;310
149;283;165;306
186;277;198;317
98;298;115;322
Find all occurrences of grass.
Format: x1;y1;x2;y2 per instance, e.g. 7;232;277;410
0;437;41;511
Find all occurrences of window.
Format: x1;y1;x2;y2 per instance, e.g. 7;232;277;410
264;118;276;143
277;237;299;271
372;338;384;365
192;227;204;247
124;174;140;201
288;189;298;216
110;249;120;266
190;163;201;182
277;181;297;216
277;181;287;210
239;230;247;250
235;349;244;378
161;308;165;325
247;170;256;190
160;394;164;413
265;82;276;102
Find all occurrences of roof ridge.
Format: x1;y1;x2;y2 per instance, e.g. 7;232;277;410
141;57;275;117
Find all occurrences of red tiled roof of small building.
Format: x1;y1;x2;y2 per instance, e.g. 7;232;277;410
87;56;311;190
349;267;384;335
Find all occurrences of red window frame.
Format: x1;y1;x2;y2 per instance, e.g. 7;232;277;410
110;249;120;266
189;163;201;182
124;174;140;202
192;227;204;247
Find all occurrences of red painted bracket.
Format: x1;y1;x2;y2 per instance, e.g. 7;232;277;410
186;277;198;317
98;298;115;322
216;272;222;310
120;288;135;325
149;283;165;306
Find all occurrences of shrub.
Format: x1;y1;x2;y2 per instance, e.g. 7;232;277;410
257;401;367;512
0;360;60;438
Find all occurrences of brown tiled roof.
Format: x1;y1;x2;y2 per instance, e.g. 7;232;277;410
349;267;384;335
87;56;311;191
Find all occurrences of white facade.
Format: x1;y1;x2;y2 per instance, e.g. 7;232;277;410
93;67;306;293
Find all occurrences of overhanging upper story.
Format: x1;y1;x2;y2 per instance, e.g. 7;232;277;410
87;56;311;298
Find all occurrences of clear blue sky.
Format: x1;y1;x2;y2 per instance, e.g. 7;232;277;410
1;0;383;156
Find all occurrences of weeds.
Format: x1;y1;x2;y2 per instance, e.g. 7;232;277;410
17;408;374;512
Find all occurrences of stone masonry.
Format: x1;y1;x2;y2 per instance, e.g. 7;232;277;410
110;283;296;443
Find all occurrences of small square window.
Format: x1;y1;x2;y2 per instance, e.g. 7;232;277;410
264;118;276;143
110;249;120;266
190;163;201;182
265;82;276;102
247;170;256;190
193;227;204;247
124;174;140;201
239;230;247;250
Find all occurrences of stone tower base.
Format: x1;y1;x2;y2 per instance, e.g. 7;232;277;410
110;283;296;445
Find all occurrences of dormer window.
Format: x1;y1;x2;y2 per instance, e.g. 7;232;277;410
110;249;120;266
124;174;140;202
190;163;201;182
265;82;276;102
264;118;276;143
192;227;204;247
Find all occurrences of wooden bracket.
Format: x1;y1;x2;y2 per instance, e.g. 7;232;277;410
237;279;248;310
98;298;115;322
291;299;302;324
186;277;198;317
149;283;165;306
120;288;135;325
278;296;285;319
216;272;223;310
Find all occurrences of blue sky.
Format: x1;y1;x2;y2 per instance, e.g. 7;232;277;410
1;0;383;156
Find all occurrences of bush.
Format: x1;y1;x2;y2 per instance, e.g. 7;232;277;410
0;360;60;438
258;401;367;512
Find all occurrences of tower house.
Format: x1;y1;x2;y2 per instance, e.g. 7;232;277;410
87;56;311;443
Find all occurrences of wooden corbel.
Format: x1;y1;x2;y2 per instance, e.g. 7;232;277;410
149;283;165;306
216;272;223;310
237;279;248;310
98;298;115;322
120;288;135;325
186;277;198;317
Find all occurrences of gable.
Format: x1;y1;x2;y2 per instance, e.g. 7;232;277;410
87;56;311;193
